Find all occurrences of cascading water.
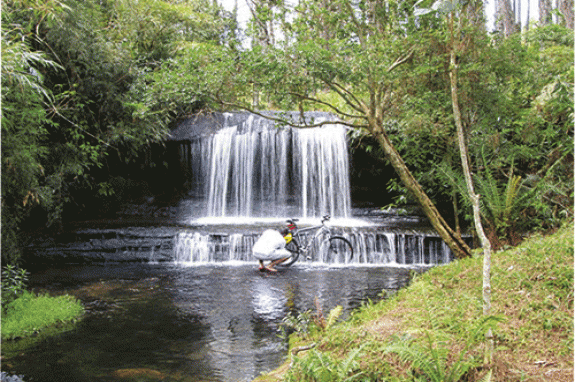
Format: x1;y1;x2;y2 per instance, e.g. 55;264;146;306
178;112;352;220
173;229;454;266
166;111;462;266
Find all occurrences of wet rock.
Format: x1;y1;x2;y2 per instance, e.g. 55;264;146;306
111;368;165;380
1;372;26;382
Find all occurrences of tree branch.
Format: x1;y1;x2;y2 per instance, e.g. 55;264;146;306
387;48;415;72
214;96;368;130
287;91;367;121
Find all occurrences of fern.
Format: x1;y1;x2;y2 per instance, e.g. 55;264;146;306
439;149;537;241
285;345;365;382
383;283;503;382
326;305;343;329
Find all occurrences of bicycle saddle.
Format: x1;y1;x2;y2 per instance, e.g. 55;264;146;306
286;218;299;230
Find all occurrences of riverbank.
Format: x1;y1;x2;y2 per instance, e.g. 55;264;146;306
256;222;574;381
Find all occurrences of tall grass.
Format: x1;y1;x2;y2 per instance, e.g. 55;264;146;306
2;291;84;340
263;222;574;382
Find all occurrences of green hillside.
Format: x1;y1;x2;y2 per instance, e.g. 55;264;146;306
257;222;574;382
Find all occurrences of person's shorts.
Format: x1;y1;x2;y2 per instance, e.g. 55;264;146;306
253;248;292;261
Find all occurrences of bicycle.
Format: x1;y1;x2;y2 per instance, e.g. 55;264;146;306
281;215;354;266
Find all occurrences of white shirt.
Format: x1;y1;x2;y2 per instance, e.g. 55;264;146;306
252;229;291;261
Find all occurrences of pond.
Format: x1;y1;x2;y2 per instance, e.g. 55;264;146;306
2;262;428;382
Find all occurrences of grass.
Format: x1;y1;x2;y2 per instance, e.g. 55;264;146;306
255;222;574;381
1;291;84;340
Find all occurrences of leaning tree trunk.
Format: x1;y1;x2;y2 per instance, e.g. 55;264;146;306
372;124;472;259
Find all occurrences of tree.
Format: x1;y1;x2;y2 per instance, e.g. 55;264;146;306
133;0;473;258
496;0;519;36
413;0;573;363
539;0;574;28
237;0;473;258
1;5;64;264
446;2;494;364
393;3;573;247
1;0;234;262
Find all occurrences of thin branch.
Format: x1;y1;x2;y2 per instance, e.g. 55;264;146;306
47;105;118;151
286;91;367;121
387;48;415;72
215;97;368;130
329;81;366;113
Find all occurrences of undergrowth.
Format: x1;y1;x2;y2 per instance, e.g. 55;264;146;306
261;222;574;382
1;291;84;340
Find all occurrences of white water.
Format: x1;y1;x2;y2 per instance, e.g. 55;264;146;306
174;230;454;266
182;113;352;221
174;112;457;266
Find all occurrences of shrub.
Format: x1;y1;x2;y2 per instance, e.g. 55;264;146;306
1;265;29;307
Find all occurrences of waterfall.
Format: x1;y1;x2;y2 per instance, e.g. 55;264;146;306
166;111;463;267
173;230;454;266
181;113;352;219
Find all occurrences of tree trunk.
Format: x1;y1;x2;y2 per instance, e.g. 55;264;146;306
372;126;472;259
449;20;494;363
540;0;553;25
496;0;520;36
525;0;531;31
559;0;574;29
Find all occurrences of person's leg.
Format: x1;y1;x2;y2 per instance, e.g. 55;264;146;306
266;257;288;271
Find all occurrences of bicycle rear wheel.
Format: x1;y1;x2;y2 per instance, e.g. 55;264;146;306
327;236;354;264
282;238;300;266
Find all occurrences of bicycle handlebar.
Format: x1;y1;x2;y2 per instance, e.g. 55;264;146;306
286;215;331;232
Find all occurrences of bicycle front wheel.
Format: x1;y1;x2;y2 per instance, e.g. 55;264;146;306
327;236;354;264
282;238;300;266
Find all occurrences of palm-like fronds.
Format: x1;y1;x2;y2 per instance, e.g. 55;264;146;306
438;149;537;240
384;333;476;382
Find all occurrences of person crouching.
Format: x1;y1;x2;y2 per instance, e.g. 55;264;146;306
252;229;291;272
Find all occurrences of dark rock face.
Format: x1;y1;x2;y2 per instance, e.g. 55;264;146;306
24;227;179;267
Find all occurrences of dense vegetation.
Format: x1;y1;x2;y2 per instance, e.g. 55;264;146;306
1;0;572;379
1;0;236;264
2;1;572;256
256;222;573;381
1;265;83;340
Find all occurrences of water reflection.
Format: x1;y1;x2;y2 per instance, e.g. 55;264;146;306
3;264;425;382
252;278;289;320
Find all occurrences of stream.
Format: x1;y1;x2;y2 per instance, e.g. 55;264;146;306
3;112;453;381
2;262;428;382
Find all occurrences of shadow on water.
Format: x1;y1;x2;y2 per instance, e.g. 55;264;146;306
2;263;427;382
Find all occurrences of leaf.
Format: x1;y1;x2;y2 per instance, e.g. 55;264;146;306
326;305;343;329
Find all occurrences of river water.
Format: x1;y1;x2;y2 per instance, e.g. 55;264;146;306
2;113;449;381
2;262;428;382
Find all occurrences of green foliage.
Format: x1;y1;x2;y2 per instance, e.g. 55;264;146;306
281;310;316;339
1;6;63;263
284;346;365;382
1;291;84;340
388;15;573;240
381;280;502;382
1;0;236;262
474;168;528;237
1;265;29;307
383;333;478;382
281;305;344;340
277;224;573;381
